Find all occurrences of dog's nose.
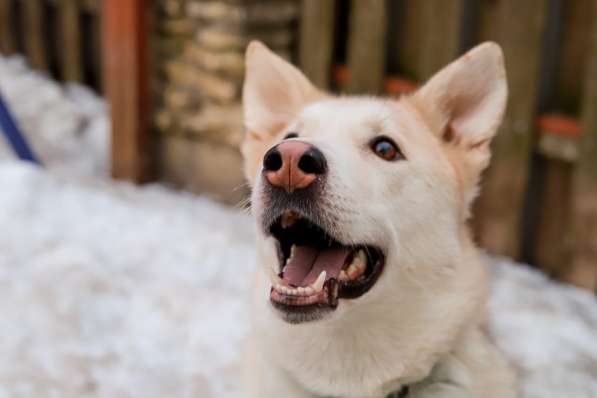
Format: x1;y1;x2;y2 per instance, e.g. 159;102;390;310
263;141;326;193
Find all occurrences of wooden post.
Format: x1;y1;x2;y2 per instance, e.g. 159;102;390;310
60;0;83;81
473;0;547;258
417;1;464;79
532;158;574;276
0;0;16;55
565;3;597;291
103;0;151;182
22;0;48;71
299;0;336;89
346;0;386;94
90;3;103;92
529;0;590;279
412;0;464;80
397;0;464;81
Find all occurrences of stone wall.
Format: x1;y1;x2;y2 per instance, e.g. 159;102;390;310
152;0;299;204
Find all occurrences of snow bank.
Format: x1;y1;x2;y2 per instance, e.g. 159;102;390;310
0;162;255;398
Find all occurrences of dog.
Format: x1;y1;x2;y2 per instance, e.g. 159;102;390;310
240;40;517;398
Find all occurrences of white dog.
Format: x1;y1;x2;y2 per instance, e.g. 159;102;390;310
241;40;517;398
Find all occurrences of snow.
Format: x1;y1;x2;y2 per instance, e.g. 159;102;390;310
0;56;108;177
0;54;596;398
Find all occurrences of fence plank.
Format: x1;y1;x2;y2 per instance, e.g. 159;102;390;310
565;5;597;291
412;0;464;80
557;0;592;114
81;0;101;14
60;0;83;81
0;0;16;54
473;0;547;258
22;0;48;70
530;0;588;279
103;0;150;182
397;0;463;82
91;9;103;91
531;159;573;276
418;0;464;79
346;0;386;94
299;0;335;89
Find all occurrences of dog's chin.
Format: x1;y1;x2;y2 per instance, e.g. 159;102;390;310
264;209;385;324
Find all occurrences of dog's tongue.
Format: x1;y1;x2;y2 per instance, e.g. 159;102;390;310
282;246;352;287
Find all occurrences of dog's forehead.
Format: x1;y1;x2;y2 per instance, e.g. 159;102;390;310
294;97;422;141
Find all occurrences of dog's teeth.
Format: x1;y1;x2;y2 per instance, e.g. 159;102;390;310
268;267;283;286
312;271;326;292
347;264;358;276
297;287;305;295
304;286;314;295
281;211;299;229
348;249;366;269
356;249;367;268
339;250;367;281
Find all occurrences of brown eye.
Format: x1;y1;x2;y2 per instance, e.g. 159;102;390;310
371;137;403;161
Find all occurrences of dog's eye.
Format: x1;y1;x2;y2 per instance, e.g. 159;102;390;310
283;132;298;140
370;137;403;161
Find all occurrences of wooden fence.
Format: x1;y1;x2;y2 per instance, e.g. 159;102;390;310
299;0;597;292
0;0;102;91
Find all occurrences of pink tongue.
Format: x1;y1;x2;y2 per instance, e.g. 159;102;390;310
282;246;352;287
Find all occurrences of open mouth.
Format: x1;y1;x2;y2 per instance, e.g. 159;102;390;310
266;210;385;323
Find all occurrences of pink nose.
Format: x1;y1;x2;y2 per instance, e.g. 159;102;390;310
262;141;327;193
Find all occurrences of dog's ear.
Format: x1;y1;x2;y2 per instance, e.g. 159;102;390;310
411;42;507;210
242;41;322;185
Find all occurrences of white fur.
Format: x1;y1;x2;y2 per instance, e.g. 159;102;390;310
242;42;516;397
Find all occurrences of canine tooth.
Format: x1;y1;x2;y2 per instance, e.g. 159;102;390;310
357;250;367;267
347;264;358;276
348;250;366;269
312;271;326;292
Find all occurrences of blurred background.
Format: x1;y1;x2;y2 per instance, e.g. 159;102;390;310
1;0;595;292
0;1;596;397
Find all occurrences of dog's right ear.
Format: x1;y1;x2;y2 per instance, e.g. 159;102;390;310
242;41;321;186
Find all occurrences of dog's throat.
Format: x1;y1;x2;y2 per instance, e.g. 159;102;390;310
282;246;352;287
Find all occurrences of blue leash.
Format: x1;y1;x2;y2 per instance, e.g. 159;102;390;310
0;90;41;164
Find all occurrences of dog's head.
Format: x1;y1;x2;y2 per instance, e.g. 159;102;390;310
242;42;506;325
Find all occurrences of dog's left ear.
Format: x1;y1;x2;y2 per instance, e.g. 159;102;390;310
411;42;507;208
